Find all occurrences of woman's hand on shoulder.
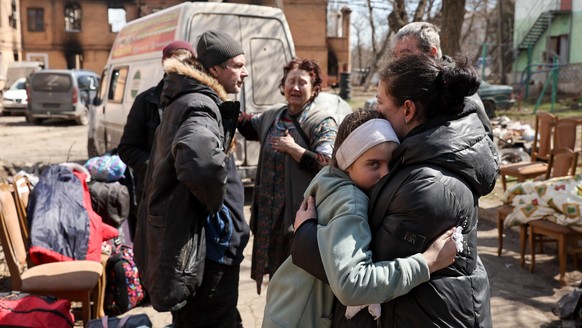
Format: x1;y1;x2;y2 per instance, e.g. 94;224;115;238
422;227;457;273
294;196;316;231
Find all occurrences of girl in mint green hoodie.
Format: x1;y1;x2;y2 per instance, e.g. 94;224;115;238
262;109;458;328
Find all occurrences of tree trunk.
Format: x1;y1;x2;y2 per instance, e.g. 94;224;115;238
441;0;466;56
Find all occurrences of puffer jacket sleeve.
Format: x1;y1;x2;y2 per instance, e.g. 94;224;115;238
318;184;430;306
370;166;471;263
172;100;228;214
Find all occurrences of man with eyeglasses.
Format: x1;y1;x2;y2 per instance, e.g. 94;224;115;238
134;30;250;327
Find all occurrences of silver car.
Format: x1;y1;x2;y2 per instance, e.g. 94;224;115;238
26;69;99;125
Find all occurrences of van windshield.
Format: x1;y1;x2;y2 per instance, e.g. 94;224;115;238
31;74;72;92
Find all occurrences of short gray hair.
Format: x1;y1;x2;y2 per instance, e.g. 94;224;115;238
393;22;442;58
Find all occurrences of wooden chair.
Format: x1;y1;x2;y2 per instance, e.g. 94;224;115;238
553;117;579;152
496;147;579;260
544;148;578;180
499;112;556;191
528;219;582;286
10;174;32;247
526;147;582;285
0;183;103;326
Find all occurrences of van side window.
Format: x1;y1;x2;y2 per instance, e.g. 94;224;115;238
108;67;128;103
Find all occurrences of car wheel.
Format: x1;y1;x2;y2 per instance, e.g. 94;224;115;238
483;100;496;119
75;108;89;126
26;113;43;125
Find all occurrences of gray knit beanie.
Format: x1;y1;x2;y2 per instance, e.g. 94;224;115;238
197;30;244;70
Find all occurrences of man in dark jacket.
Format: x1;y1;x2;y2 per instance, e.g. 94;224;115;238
133;30;250;328
117;40;196;239
391;21;494;140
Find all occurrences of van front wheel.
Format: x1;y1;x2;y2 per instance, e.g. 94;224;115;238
75;109;89;126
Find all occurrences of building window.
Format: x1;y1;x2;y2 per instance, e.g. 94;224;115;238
9;1;18;29
27;8;44;32
65;3;82;32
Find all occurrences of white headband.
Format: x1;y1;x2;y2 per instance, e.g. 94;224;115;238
336;119;400;170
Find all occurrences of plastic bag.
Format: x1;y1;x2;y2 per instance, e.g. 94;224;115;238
85;155;127;182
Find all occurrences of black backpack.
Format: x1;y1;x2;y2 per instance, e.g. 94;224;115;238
104;244;146;315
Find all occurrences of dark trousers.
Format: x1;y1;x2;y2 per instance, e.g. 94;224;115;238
172;260;242;328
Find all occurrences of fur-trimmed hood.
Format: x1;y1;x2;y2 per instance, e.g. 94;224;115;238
160;57;228;107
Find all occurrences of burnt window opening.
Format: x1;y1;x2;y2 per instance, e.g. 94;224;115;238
65;3;82;32
108;8;126;33
27;8;44;32
9;1;17;29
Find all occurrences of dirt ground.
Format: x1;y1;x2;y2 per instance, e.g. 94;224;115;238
0;112;580;328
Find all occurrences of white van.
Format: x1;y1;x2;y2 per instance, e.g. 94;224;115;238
88;2;351;181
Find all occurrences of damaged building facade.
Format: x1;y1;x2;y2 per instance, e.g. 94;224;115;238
13;0;350;87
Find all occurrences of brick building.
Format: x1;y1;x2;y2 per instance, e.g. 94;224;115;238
15;0;350;85
18;1;183;73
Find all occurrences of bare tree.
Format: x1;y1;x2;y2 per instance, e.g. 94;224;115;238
459;0;515;82
360;0;393;91
353;0;452;91
441;0;467;56
461;0;493;64
461;0;487;46
359;0;438;91
352;18;366;71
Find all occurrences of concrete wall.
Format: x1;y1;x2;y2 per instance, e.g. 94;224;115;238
514;0;559;46
512;0;582;95
0;0;22;89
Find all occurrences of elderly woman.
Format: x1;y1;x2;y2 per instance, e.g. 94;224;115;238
237;59;338;294
292;53;498;327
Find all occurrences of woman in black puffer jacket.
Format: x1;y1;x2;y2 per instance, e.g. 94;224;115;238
293;54;498;328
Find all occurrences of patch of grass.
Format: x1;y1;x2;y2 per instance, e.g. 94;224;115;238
497;98;582;126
